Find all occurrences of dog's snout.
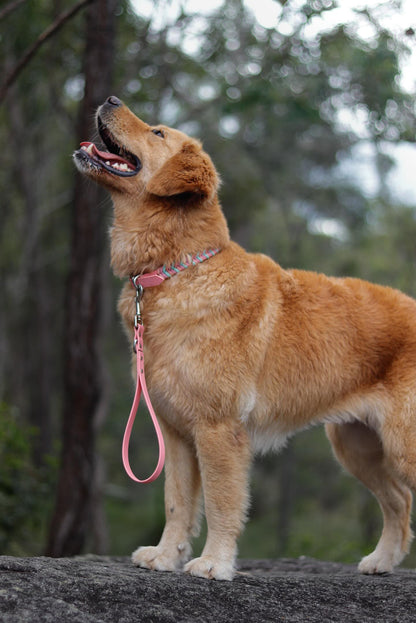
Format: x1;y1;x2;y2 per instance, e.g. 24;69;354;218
106;95;122;107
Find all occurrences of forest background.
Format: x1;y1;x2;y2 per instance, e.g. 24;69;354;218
1;0;416;565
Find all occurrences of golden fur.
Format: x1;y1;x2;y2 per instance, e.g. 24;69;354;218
74;97;416;580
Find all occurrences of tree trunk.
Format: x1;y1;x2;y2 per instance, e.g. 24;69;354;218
46;0;117;557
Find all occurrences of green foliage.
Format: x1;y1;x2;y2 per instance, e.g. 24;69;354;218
105;482;165;555
0;404;57;555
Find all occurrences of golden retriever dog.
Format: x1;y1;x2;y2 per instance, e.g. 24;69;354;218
74;95;416;581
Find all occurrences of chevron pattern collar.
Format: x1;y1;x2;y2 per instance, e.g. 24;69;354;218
130;248;221;289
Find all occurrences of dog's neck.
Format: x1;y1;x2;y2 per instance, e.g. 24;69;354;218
109;194;230;278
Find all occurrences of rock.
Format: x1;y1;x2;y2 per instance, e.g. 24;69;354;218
0;555;415;622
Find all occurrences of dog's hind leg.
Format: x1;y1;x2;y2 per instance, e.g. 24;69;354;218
132;420;201;572
326;420;413;574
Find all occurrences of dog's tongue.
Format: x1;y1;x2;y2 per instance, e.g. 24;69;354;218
80;141;132;166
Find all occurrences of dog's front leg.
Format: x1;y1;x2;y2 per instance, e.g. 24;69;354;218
132;421;201;572
184;420;251;581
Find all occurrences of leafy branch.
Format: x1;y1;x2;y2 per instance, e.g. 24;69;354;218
0;0;95;103
0;0;28;22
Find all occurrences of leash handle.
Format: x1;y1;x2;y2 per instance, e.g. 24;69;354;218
122;296;165;483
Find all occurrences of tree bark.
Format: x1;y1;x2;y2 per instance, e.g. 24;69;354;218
46;0;117;557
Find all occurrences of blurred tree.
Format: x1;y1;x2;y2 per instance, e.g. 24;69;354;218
0;0;93;103
0;403;56;555
0;0;76;463
46;0;118;557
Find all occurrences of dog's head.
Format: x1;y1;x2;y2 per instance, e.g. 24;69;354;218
73;96;219;203
74;96;229;275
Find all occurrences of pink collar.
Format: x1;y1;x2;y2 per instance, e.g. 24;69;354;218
130;248;221;290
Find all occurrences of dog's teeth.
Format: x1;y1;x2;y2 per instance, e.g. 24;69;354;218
81;144;95;155
102;159;132;172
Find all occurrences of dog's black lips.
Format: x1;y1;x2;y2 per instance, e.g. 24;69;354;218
75;117;142;177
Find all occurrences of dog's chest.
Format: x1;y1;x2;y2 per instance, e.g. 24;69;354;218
118;283;218;402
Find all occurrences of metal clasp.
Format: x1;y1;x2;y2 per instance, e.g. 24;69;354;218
132;278;144;354
132;279;144;328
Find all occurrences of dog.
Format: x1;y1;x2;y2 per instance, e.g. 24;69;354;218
74;95;416;581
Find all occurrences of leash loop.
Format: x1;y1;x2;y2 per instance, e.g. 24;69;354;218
122;280;165;483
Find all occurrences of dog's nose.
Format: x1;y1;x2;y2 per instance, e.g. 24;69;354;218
106;95;122;107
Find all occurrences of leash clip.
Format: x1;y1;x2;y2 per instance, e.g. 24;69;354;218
132;277;144;329
132;278;143;353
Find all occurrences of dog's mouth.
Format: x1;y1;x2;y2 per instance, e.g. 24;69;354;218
77;117;142;177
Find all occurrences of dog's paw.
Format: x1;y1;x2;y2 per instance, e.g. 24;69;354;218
184;556;234;581
132;543;190;572
358;549;400;575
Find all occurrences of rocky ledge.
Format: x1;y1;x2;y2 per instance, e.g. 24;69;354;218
1;555;415;622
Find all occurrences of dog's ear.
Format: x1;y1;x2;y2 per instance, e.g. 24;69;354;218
146;142;219;200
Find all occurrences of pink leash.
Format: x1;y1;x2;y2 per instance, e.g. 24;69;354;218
121;248;220;483
121;282;165;483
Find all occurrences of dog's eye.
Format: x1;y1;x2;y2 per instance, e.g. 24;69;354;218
152;128;165;138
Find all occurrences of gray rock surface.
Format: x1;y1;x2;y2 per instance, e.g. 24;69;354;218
0;555;415;622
